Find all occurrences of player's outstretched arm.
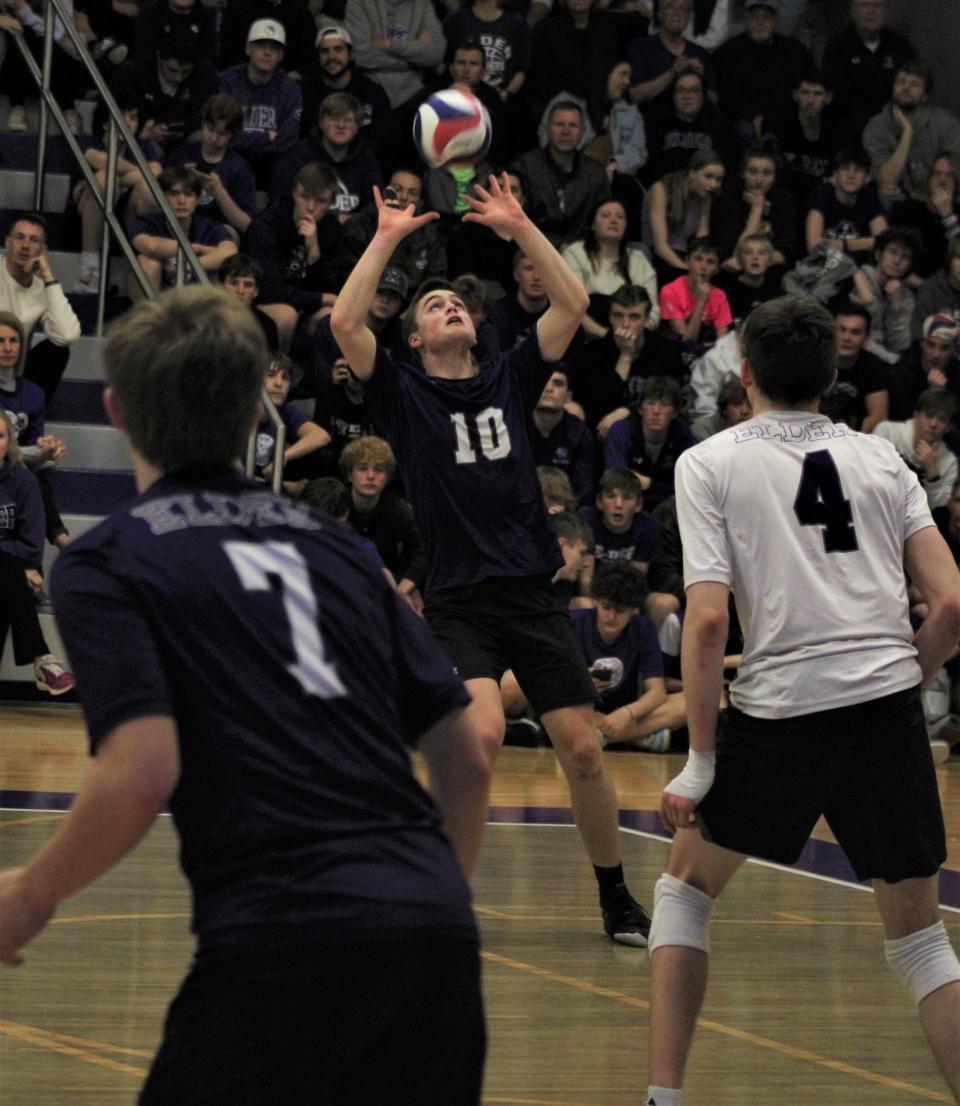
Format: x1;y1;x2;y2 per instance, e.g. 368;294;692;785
331;188;439;382
418;707;491;879
661;580;729;833
904;526;960;683
0;717;180;966
463;174;589;362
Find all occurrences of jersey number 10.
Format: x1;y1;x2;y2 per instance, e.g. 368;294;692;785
793;450;859;553
450;408;512;464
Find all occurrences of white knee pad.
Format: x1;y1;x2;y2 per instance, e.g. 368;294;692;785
648;873;715;956
885;921;960;1005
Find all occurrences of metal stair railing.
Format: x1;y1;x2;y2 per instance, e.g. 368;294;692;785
3;0;286;493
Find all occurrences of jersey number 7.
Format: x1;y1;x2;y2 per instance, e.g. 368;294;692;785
793;450;859;553
224;540;347;698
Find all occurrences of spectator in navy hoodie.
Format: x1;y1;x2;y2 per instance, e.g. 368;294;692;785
112;30;218;151
603;375;696;510
243;163;344;341
0;409;76;696
219;18;303;178
270;92;383;216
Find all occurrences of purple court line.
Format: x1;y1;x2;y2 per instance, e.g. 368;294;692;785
3;792;958;908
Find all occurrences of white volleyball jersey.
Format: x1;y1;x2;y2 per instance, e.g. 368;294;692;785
676;411;934;719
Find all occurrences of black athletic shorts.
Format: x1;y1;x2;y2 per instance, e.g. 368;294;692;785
424;574;597;715
697;686;947;883
139;937;485;1106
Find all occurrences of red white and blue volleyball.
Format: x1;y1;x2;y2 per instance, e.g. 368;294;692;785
413;89;492;169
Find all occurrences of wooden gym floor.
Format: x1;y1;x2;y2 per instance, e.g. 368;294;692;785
1;702;958;1105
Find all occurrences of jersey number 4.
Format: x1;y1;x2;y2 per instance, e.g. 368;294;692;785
224;540;347;698
450;408;512;464
793;450;859;553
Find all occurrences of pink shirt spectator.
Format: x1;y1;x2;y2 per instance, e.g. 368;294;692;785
659;276;733;332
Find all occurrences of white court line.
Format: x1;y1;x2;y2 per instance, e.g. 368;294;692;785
6;808;960;916
487;819;960;915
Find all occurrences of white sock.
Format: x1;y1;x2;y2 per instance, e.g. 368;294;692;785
647;1088;682;1106
80;251;99;270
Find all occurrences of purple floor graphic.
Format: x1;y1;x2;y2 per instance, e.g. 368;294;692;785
3;792;958;908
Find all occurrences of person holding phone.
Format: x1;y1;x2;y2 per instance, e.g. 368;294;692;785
111;30;219;152
169;94;257;241
572;562;670;751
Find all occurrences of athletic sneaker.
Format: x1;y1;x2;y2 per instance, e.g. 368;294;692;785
930;738;950;766
7;105;27;132
602;889;652;947
91;37;128;65
34;657;77;696
640;727;671;753
73;266;101;293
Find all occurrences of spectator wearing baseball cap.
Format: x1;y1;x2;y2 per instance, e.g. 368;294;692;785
312;267;411;393
219;18;303;176
912;235;960;339
217;0;318;77
300;24;400;172
889;310;960;421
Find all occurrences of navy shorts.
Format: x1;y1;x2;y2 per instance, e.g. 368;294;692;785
139;938;485;1106
697;686;947;883
425;575;597;715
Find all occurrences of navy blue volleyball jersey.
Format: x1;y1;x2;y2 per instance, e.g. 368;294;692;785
50;469;475;948
366;336;565;592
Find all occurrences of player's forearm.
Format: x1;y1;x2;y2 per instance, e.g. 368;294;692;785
680;603;728;752
19;718;179;913
331;231;395;336
914;602;960;685
512;217;589;319
419;708;491;879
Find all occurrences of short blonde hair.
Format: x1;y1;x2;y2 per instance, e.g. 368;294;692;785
103;286;267;471
339;435;396;482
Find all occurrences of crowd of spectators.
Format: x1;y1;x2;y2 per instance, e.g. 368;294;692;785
1;0;960;743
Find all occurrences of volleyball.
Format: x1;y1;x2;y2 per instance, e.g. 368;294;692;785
413;89;492;169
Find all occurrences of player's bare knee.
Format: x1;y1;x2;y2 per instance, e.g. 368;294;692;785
885;921;960;1006
648;873;714;956
563;731;605;780
474;717;506;762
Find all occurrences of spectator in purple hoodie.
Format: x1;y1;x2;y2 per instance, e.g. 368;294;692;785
219;18;303;177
